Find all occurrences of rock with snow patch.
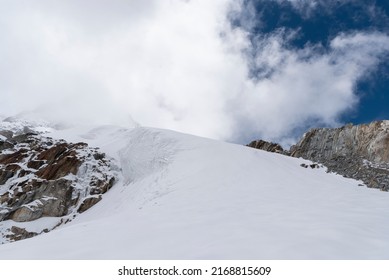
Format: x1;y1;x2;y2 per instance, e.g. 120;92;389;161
0;129;117;242
77;196;103;213
6;226;38;242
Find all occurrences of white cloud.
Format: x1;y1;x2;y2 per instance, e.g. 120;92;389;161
231;30;389;145
276;0;358;16
1;0;389;145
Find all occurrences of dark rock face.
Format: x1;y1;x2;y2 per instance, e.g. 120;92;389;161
78;196;103;213
0;141;14;152
289;121;389;191
247;140;288;155
290;122;389;163
0;130;117;242
5;179;74;222
248;121;389;191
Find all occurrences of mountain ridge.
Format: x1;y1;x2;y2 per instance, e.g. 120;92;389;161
248;120;389;191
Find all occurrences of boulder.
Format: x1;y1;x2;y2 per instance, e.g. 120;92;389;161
11;205;43;222
78;196;102;213
6;226;38;242
0;140;14;151
89;177;115;195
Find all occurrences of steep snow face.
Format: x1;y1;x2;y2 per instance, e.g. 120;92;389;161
0;125;388;259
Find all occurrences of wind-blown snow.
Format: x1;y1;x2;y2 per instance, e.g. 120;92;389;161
0;125;388;259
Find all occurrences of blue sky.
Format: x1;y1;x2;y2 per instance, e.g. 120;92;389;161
234;0;389;126
1;0;389;145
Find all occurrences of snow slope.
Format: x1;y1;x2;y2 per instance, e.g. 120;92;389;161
0;125;388;259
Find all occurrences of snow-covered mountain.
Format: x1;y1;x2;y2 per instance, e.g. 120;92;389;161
0;118;388;259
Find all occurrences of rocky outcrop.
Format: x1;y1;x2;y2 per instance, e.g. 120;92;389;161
289;121;389;191
78;196;103;213
247;139;288;155
290;121;389;163
6;226;38;242
0;130;117;242
248;121;389;191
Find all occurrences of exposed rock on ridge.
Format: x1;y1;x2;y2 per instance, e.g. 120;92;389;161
290;121;389;190
248;121;389;191
290;121;389;163
0;129;117;243
247;139;287;155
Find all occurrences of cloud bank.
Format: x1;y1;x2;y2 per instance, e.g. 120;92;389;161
1;0;389;145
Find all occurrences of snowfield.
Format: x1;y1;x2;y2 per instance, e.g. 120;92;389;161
0;125;388;259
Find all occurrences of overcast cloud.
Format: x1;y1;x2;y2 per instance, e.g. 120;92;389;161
1;0;389;145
